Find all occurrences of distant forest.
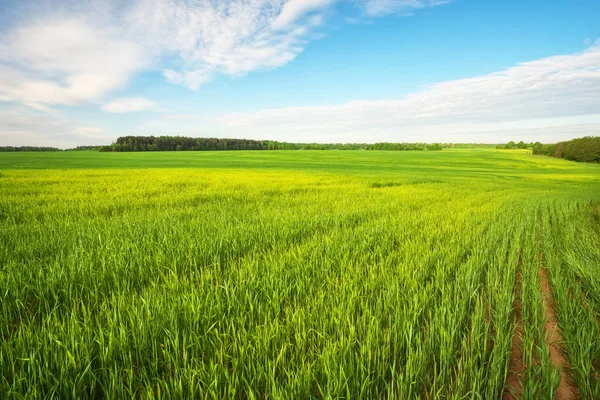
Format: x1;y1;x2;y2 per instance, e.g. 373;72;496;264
532;136;600;163
98;136;445;152
4;136;598;162
0;145;103;152
0;146;62;152
0;137;450;152
496;141;535;150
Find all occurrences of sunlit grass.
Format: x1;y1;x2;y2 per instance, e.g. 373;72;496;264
1;149;599;398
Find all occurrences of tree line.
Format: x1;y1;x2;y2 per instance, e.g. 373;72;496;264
496;141;534;150
98;136;445;152
532;136;600;163
66;146;105;151
0;146;62;152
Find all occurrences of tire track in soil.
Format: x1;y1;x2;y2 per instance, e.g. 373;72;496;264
539;265;580;399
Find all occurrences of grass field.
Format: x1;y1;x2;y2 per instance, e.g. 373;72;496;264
1;149;600;399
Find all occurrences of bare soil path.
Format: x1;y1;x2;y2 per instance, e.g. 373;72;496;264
539;267;580;399
504;269;524;400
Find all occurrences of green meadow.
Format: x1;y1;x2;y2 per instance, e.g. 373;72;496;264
1;149;600;398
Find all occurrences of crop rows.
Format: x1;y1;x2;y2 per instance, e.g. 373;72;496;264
1;153;600;398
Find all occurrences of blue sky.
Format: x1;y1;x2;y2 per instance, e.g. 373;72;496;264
0;0;599;147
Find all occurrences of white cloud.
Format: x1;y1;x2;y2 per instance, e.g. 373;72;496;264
0;0;335;106
102;97;155;113
163;69;213;91
357;0;450;16
140;44;600;143
0;0;451;108
73;127;105;137
0;108;109;148
3;39;600;146
3;0;596;147
0;15;148;109
126;0;334;89
273;0;334;30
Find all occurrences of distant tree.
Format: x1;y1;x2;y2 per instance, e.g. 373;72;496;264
563;137;600;162
505;141;516;149
553;142;566;159
97;136;452;153
65;145;105;151
532;142;543;154
0;146;61;152
532;136;600;163
544;144;556;156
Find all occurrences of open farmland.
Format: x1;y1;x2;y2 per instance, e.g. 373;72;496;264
1;149;600;398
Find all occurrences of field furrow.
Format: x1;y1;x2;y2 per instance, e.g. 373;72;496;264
1;150;599;398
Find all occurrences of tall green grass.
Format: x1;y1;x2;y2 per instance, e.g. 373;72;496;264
1;149;599;398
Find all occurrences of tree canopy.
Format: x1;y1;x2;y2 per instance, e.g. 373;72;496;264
99;136;445;152
532;136;600;163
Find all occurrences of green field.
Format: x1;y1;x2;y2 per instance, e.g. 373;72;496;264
1;149;600;399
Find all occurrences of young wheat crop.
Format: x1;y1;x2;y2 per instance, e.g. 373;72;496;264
1;149;599;398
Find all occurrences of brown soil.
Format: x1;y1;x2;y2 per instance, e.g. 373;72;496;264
539;267;580;399
504;269;524;400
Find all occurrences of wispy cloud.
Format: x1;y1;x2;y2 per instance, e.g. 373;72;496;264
0;0;337;107
102;97;155;113
128;0;335;90
0;107;108;148
145;44;600;143
273;0;335;29
73;127;105;137
7;39;600;147
0;13;148;110
356;0;450;16
0;0;449;111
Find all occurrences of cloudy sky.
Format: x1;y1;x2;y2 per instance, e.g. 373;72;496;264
0;0;599;147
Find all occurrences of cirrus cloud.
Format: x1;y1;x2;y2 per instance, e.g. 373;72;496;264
0;107;109;148
0;0;451;110
0;0;339;104
357;0;451;16
141;43;600;144
102;97;156;113
128;0;334;90
0;16;148;110
4;42;600;146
